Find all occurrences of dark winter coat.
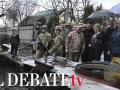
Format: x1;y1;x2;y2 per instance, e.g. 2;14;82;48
103;27;115;49
10;34;20;45
111;28;120;55
91;32;103;47
83;28;94;47
81;28;94;62
90;32;103;60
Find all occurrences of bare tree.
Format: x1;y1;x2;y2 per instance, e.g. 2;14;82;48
5;0;38;27
48;0;68;22
44;0;96;24
45;0;91;24
66;0;93;24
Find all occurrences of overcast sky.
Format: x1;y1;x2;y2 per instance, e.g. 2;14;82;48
0;0;120;26
36;0;120;11
95;0;120;9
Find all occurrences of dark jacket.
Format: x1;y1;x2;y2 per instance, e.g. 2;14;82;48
91;32;103;47
103;27;115;48
10;34;20;45
90;32;103;60
111;28;120;55
83;28;94;47
81;28;94;62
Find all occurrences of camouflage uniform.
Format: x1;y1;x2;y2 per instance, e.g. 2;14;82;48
33;22;42;41
65;26;85;62
49;35;63;56
49;26;64;56
36;25;52;58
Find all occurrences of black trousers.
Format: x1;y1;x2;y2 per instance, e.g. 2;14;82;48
91;46;102;61
81;47;92;63
103;47;112;62
11;44;18;56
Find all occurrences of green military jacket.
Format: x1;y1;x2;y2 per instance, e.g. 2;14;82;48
49;34;64;56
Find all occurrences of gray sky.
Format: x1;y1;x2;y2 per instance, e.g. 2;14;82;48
36;0;120;11
95;0;120;9
0;0;120;26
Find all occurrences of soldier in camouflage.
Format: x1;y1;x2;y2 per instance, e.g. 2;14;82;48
65;25;85;62
36;25;52;58
48;26;64;56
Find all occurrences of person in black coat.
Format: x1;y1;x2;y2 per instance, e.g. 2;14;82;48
90;23;103;61
10;29;20;57
102;20;116;62
81;23;94;62
111;20;120;64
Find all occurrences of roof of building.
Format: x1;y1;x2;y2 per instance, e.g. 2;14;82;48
19;15;46;26
19;9;63;26
19;9;65;26
35;9;55;16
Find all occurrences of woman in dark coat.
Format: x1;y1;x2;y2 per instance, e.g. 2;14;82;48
90;23;103;61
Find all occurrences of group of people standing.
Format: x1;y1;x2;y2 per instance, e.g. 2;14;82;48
9;18;120;64
32;19;120;63
82;19;120;64
33;23;85;62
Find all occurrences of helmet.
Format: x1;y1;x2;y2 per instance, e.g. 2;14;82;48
42;25;47;29
55;26;62;31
